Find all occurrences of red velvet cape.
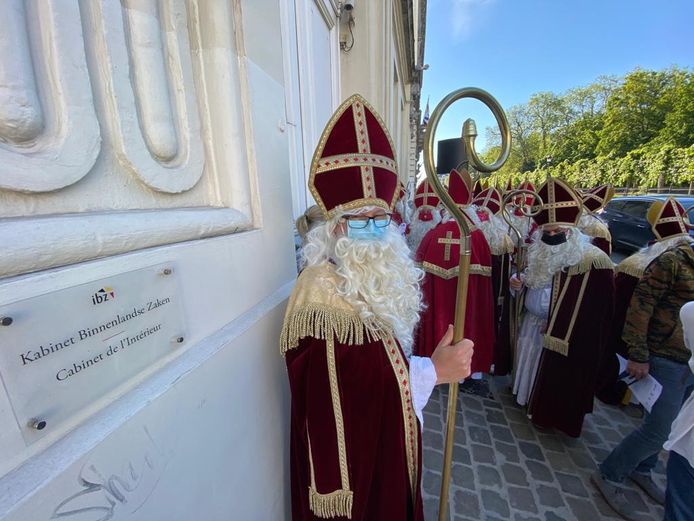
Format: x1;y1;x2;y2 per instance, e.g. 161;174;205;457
282;264;424;520
286;336;424;520
528;263;615;437
413;220;495;374
595;271;638;404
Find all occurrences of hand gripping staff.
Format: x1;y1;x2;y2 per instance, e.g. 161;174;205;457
423;88;511;521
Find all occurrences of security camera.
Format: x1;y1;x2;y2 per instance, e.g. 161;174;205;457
343;0;356;11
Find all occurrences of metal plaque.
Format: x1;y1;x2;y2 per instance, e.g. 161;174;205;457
0;263;185;443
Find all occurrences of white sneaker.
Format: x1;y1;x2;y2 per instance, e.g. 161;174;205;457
591;470;651;521
630;471;665;505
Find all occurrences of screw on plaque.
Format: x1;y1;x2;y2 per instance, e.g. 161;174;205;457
0;316;13;326
171;336;184;344
30;418;47;431
160;267;173;276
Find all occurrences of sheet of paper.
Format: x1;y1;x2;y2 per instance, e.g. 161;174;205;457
616;354;663;413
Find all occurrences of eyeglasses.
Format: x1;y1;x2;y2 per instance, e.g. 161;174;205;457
343;213;392;229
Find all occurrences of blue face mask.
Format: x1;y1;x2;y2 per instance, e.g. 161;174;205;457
347;219;388;240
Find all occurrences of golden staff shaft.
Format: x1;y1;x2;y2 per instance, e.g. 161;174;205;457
423;88;511;521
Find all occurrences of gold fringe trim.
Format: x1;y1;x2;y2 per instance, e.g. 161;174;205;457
280;304;384;354
309;487;354;519
489;234;515;256
543;334;569;356
615;263;645;279
615;253;650;279
580;221;612;241
566;248;614;276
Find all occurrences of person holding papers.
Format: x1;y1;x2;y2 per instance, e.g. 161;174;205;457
593;197;694;521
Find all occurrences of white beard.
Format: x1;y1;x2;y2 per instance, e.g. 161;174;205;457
524;228;591;289
408;210;441;252
507;212;533;247
473;206;513;255
302;214;424;356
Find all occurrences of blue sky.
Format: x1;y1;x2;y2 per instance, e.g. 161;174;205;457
421;0;694;154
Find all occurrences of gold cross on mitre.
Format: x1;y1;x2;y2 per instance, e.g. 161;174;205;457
438;231;461;262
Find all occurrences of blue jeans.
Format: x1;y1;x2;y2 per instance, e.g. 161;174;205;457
663;452;694;521
599;355;694;482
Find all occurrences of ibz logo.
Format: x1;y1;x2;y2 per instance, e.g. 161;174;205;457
92;287;116;305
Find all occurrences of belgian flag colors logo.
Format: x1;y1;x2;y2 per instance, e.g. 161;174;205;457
91;286;116;305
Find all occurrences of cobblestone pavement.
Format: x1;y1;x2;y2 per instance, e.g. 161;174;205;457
421;375;667;521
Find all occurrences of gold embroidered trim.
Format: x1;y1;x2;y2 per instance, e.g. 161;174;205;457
382;335;418;498
315;153;397;175
325;199;392;219
543;271;591;357
326;336;351;492
307;434;354;519
546;273;571;334
566;247;614;276
421;261;492;280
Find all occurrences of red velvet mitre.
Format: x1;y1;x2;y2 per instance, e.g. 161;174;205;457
414;180;440;221
448;168;473;207
473;179;483;198
532;178;582;228
398;180;406;201
582;184;614;213
648;197;691;240
473;187;503;215
513;180;536;207
309;94;398;218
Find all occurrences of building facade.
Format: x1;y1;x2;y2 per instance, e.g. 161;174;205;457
0;1;425;519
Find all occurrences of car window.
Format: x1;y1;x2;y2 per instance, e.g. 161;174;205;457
607;200;626;212
621;201;651;219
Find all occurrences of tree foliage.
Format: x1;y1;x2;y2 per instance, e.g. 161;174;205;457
481;67;694;190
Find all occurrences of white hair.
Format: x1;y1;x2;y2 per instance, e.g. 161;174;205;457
472;206;513;255
301;207;424;355
507;211;533;247
408;209;442;252
524;227;592;289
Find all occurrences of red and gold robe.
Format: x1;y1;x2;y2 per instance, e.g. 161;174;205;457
414;220;495;374
527;247;615;437
596;254;646;404
281;264;423;520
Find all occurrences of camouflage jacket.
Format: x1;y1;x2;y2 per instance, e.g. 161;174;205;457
623;242;694;364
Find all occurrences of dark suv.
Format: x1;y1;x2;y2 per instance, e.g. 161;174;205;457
600;195;694;252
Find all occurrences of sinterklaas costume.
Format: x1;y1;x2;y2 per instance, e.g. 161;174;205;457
524;178;615;436
579;184;614;256
473;187;515;375
414;169;496;374
281;94;424;520
597;197;692;404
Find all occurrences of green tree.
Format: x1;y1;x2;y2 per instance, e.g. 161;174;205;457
596;69;674;156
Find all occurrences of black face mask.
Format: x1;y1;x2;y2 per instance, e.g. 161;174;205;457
541;231;567;246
